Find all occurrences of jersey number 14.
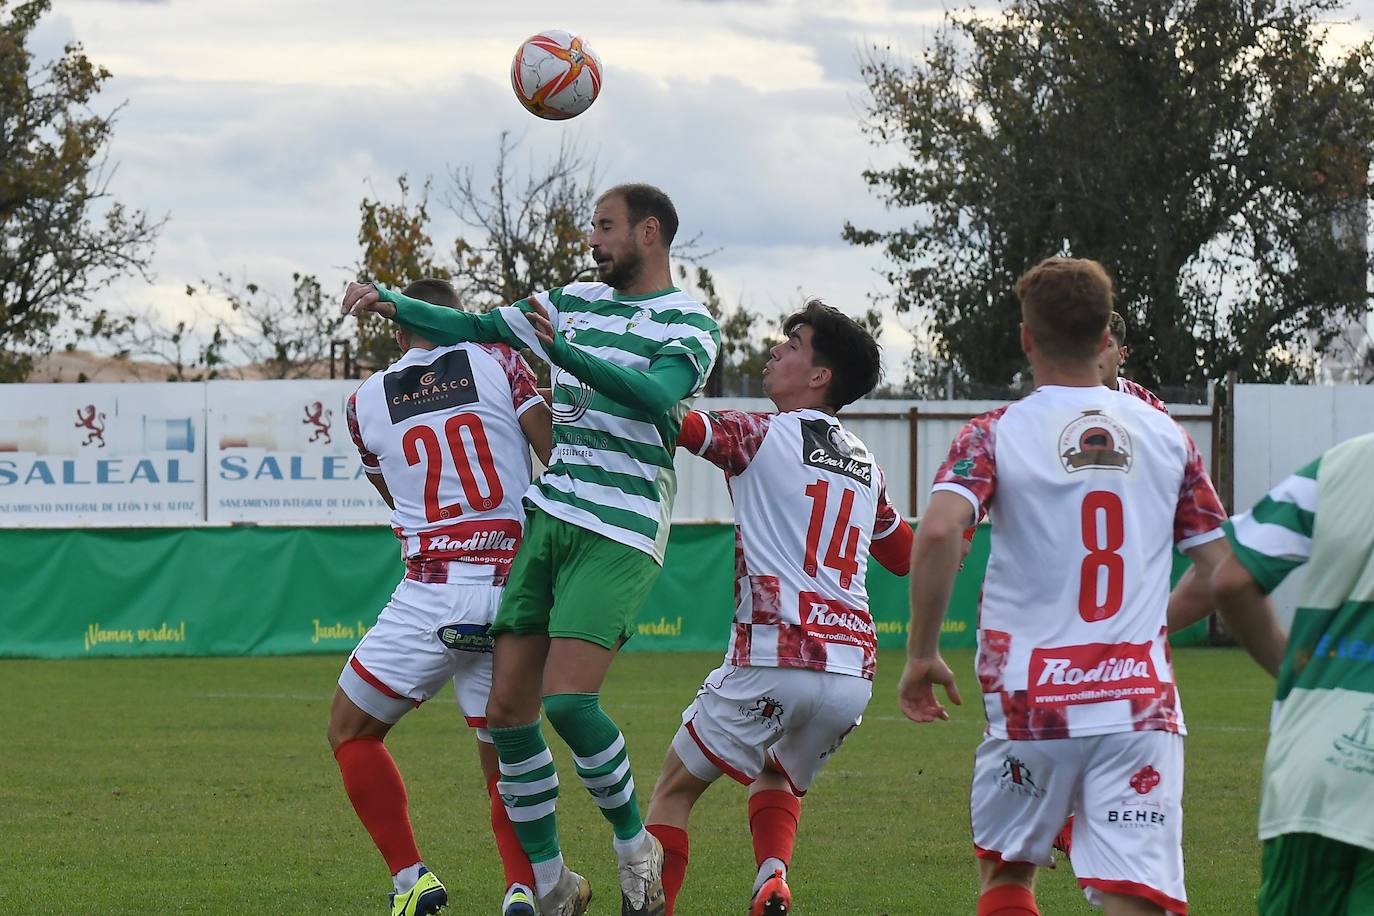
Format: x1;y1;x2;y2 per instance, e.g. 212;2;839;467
803;479;862;589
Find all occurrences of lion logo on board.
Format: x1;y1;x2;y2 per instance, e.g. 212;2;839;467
1059;410;1131;473
75;404;107;448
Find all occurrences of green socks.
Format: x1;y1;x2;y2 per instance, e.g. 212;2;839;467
490;721;562;865
544;692;646;843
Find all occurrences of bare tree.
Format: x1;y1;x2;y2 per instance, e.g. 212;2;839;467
444;132;599;310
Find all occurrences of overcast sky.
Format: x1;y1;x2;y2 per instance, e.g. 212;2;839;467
36;0;1374;378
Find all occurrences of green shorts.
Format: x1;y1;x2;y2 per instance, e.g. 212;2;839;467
492;505;661;649
1259;832;1374;916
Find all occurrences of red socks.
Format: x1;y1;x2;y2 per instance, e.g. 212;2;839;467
486;771;536;889
748;789;801;868
647;824;690;915
333;736;421;874
978;884;1040;916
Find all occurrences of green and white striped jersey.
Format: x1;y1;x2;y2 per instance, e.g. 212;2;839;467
495;282;720;563
1225;432;1374;851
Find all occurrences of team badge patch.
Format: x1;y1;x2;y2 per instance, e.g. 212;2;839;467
748;695;786;725
436;623;494;653
998;754;1043;798
626;307;652;331
1058;410;1132;473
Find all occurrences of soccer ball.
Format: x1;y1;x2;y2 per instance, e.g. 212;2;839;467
510;30;603;120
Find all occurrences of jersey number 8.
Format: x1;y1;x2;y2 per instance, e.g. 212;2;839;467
1079;490;1125;622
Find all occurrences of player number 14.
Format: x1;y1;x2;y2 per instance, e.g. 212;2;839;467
803;479;862;589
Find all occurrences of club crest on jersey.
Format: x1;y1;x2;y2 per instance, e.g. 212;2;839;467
800;418;872;485
747;696;786;724
1059;410;1132;473
550;366;595;424
384;349;478;422
625;307;652;331
998;754;1043;798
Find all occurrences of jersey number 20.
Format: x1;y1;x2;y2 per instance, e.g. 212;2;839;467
403;413;504;522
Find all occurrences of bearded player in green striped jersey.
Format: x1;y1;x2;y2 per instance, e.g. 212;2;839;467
342;184;719;916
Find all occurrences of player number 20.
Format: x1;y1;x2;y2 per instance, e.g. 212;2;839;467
1078;490;1125;622
402;413;504;522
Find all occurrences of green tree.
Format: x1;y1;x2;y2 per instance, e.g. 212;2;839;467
681;265;777;397
846;0;1374;391
0;0;162;381
355;175;450;372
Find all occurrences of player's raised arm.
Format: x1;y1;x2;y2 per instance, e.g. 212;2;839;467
508;294;717;417
341;279;538;348
677;409;771;474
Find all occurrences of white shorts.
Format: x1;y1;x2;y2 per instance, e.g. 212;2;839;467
338;578;500;738
971;730;1186;914
671;662;872;796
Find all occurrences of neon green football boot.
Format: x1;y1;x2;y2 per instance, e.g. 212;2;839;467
389;867;447;916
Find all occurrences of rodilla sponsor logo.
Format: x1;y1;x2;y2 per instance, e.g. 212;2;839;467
799;591;875;648
419;519;522;563
426;530;518;554
1029;641;1161;706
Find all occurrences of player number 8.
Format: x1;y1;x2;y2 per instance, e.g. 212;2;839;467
1079;490;1125;622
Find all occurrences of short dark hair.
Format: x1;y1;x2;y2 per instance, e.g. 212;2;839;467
1108;311;1126;346
1015;257;1114;363
782;299;881;409
402;278;462;311
598;183;679;247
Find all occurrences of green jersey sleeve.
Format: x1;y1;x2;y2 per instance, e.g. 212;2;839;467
378;285;532;347
1224;457;1320;594
547;342;700;415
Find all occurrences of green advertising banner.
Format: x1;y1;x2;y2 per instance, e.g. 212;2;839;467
0;524;1203;659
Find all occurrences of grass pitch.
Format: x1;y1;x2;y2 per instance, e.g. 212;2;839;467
0;648;1272;914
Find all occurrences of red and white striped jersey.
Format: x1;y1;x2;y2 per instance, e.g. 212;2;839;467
347;342;542;584
1117;377;1169;414
932;385;1225;740
680;408;911;681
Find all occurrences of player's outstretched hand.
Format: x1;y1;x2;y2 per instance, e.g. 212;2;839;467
527;295;555;347
340;281;395;319
897;655;962;723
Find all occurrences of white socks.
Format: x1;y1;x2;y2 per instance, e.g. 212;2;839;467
532;853;566;898
392;862;424;894
613;827;649;863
